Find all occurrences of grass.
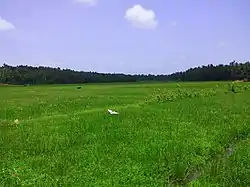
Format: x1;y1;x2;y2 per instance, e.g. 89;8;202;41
1;82;250;186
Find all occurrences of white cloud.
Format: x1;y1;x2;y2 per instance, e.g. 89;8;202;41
124;5;158;29
74;0;97;6
0;17;15;31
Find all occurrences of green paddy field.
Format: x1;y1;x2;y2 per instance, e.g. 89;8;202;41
1;82;250;186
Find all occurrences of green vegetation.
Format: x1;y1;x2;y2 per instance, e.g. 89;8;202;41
193;139;250;187
1;61;250;85
1;81;250;186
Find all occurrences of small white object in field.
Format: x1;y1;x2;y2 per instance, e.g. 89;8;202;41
108;109;119;115
14;119;19;124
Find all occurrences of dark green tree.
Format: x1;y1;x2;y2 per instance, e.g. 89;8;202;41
0;61;249;85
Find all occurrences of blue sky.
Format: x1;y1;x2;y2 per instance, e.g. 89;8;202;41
0;0;249;74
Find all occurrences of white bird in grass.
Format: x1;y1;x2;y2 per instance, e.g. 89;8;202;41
108;109;119;115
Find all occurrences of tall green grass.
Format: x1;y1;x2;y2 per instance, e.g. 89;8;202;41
0;82;250;186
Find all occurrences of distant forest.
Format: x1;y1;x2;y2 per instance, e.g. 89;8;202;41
0;61;249;85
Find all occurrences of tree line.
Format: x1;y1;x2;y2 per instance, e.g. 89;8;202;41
167;61;250;81
0;61;249;85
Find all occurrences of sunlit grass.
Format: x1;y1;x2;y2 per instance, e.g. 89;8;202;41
0;82;250;186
